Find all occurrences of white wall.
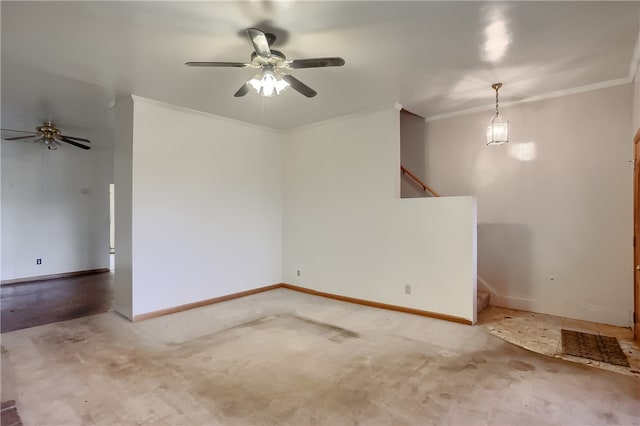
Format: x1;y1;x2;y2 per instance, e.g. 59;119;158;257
118;97;283;317
1;128;112;281
283;108;477;322
420;85;633;326
113;97;134;319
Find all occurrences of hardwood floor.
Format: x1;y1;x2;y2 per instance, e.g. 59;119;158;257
0;271;113;333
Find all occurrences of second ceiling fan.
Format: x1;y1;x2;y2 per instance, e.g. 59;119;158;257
1;121;91;150
186;28;345;98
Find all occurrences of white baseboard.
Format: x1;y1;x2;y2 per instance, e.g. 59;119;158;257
490;293;631;328
477;275;630;328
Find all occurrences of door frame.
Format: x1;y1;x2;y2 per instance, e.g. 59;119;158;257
634;128;640;341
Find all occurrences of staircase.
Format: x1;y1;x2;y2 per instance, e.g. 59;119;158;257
477;288;490;313
400;165;491;315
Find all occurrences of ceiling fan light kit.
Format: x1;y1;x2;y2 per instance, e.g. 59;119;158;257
186;28;345;98
248;68;289;97
486;82;508;146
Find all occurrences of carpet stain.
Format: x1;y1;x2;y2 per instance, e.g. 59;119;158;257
599;411;618;424
290;315;360;340
509;360;536;371
439;363;478;372
179;314;360;348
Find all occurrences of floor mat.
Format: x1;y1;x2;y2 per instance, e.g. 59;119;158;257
1;400;23;426
561;329;630;367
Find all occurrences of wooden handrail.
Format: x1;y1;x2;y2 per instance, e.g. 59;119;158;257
400;108;424;119
401;165;440;197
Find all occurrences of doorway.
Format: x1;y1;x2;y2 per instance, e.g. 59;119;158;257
634;128;639;342
109;183;115;271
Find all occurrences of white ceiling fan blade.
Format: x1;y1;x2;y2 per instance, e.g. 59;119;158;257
234;82;251;97
246;28;271;58
288;57;345;69
186;62;249;68
282;75;317;98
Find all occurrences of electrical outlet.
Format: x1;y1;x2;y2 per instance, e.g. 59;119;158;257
296;270;301;277
404;284;411;294
36;258;42;265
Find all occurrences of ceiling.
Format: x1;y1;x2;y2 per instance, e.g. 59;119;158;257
1;1;639;138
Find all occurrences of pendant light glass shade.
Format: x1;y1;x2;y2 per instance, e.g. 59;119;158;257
45;137;60;150
486;83;508;145
486;113;508;145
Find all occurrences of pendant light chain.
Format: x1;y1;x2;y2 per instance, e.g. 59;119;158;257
491;82;503;117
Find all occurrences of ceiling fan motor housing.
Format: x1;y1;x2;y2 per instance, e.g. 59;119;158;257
250;50;287;67
36;122;61;139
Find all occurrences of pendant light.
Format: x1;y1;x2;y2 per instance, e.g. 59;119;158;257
486;82;508;145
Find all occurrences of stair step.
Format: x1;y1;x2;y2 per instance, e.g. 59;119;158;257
477;289;490;313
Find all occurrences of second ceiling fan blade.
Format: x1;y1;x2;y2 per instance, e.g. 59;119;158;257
185;62;248;68
60;135;91;143
282;75;317;98
246;28;271;58
59;136;90;150
4;135;37;141
1;128;38;135
288;57;346;69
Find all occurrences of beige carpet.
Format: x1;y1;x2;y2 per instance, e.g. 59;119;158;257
2;289;639;425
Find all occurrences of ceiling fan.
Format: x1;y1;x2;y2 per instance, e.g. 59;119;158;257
1;121;91;150
186;28;345;98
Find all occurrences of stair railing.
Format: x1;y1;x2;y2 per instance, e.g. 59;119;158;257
400;165;440;197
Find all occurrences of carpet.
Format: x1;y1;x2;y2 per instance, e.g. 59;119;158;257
561;329;630;367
